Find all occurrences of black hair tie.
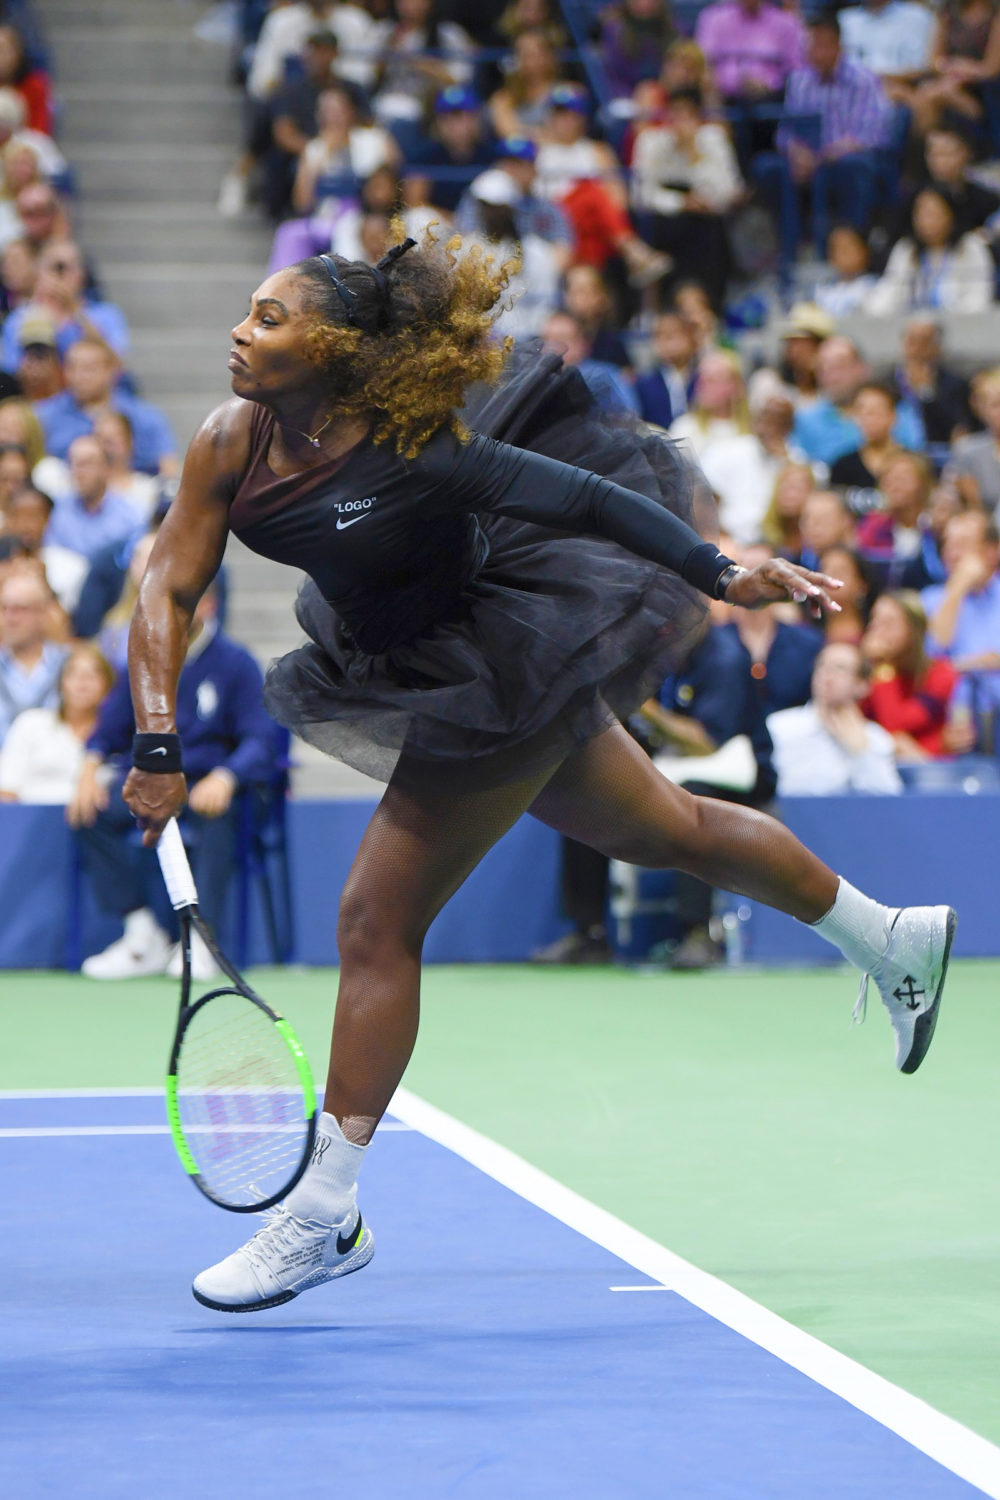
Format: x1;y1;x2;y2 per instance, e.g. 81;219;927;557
370;237;417;323
319;254;360;326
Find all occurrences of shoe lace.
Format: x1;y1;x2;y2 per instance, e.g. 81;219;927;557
244;1208;314;1271
852;972;869;1027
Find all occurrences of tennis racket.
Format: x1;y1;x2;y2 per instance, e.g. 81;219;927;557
156;818;317;1212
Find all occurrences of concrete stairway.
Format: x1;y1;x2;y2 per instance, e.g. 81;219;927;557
36;0;379;796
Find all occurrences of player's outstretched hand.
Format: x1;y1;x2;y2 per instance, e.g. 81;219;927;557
723;558;843;618
122;769;188;847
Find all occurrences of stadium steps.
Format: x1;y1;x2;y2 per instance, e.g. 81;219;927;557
37;0;378;797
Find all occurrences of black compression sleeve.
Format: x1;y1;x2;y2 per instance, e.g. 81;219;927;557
438;434;736;597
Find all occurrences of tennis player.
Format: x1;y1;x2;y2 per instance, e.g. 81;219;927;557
124;234;955;1312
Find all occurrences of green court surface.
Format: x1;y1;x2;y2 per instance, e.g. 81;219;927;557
5;960;999;1443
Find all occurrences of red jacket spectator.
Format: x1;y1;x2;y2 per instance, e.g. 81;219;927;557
861;591;957;756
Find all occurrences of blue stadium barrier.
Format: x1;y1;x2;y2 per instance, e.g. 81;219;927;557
0;791;998;968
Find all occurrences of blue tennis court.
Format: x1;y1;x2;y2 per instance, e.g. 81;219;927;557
3;1090;996;1499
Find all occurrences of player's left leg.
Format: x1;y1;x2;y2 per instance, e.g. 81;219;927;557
530;723;955;1073
193;757;560;1312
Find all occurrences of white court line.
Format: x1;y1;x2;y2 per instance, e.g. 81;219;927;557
0;1087;164;1098
389;1085;1000;1500
0;1119;411;1137
610;1285;670;1292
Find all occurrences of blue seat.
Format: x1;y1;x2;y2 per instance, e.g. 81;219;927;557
898;756;1000;793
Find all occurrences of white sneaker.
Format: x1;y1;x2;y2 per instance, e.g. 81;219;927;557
192;1206;374;1313
859;905;957;1073
81;912;172;979
166;930;221;983
216;170;247;217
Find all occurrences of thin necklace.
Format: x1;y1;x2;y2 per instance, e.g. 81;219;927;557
278;411;335;450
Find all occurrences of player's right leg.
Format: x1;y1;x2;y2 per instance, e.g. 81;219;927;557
193;757;559;1312
529;723;955;1074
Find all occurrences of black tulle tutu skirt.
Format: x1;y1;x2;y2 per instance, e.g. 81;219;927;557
263;348;717;790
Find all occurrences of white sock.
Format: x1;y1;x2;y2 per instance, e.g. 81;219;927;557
283;1111;365;1225
808;878;896;972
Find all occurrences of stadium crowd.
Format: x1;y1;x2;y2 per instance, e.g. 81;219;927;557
1;0;1000;969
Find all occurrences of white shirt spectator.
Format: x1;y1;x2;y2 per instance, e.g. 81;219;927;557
0;704;86;802
248;3;379;99
301;124;397;206
631;124;742;216
667;412;743;459
839;1;935;76
699;434;789;545
867;235;995;315
768;703;903;794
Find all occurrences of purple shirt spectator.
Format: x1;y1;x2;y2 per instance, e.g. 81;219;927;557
777;55;891;154
695;0;805;99
43;433;145;561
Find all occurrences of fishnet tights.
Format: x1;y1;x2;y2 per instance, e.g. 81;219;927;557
326;724;838;1127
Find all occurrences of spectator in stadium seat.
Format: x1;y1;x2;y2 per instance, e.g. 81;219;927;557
70;584;277;981
818;544;878;643
542;311;640;414
861;589;957;757
247;1;379;103
700;390;805;545
894;125;1000;240
454;135;573;263
561;264;631;369
673;278;736;357
0;23;51;135
753;14;891;277
0;641;113;803
0;433;26;507
535;85;670;286
642;617;778;968
263;28;350;221
798;488;856;567
830;381;907;500
761;460;815;556
694;0;804;165
291;84;400;217
13;312;61;401
34;338;179;477
768;641;903;794
0;87;63;188
909;0;1000;140
922;510;1000;678
856;450;944;590
0;235;36;313
1;238;130;374
769;301;832;412
488;29;566;140
668;349;749;459
793;335;920;468
405;86;495;214
43;435;145;564
1;485;88;612
894;315;972;448
722;542;824;717
371;0;475;128
12;180;68;258
601;0;676;102
813;224;879;317
630;87;742;307
634;309;698;428
0;392;42;466
837;0;935;142
947;367;1000;514
0;562;66;744
867;186;995;316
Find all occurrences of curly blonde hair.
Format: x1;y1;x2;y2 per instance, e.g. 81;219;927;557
297;226;515;459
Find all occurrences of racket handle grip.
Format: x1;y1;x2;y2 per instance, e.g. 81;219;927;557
156;818;198;911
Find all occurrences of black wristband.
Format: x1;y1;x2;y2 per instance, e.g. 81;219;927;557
681;542;739;599
132;732;183;774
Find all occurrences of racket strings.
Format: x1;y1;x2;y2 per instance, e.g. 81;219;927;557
175;992;310;1206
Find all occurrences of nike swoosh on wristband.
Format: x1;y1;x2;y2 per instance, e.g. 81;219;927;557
336;1213;363;1255
336;515;368;530
148;747;168;756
